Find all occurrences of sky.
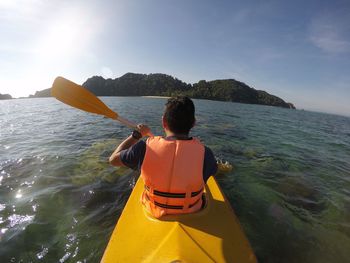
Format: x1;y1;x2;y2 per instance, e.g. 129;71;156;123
0;0;349;116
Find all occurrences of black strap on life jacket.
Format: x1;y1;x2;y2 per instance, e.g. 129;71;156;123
144;193;201;210
144;185;203;198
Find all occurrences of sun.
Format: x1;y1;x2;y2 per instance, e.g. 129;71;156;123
37;11;92;64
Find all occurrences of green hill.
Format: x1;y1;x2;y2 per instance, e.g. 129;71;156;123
29;88;51;98
30;72;296;109
0;93;12;100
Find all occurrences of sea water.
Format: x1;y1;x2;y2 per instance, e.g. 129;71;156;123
1;97;350;262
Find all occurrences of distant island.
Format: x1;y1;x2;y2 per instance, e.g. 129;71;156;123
0;93;12;100
29;73;295;109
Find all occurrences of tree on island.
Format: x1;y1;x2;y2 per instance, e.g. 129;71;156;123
0;93;12;100
28;72;296;109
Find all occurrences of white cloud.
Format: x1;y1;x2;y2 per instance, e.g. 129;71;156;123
0;0;46;24
0;1;105;97
309;13;350;54
0;0;42;12
101;67;113;79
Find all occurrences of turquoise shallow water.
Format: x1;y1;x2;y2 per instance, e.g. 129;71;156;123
1;97;350;262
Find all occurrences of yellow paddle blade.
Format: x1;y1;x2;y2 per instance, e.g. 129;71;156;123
51;76;118;120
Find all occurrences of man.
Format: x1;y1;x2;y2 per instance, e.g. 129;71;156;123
109;96;217;218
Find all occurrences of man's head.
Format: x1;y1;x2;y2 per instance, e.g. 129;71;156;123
162;96;195;135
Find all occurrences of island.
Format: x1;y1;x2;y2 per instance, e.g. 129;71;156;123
29;89;51;98
29;72;296;109
0;93;12;100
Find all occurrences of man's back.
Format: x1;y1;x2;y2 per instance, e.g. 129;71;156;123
109;96;217;218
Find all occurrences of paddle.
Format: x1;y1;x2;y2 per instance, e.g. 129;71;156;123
51;76;137;129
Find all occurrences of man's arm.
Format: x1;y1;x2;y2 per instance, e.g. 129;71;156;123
109;135;139;166
109;124;151;167
203;147;218;183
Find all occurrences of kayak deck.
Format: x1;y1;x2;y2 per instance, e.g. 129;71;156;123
101;176;257;263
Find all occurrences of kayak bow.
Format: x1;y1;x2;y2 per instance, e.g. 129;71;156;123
101;176;257;263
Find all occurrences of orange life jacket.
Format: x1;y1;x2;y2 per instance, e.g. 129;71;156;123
140;136;205;218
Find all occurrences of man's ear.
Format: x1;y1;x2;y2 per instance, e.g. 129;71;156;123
162;115;168;129
192;118;196;128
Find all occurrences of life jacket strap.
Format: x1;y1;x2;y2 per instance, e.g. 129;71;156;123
144;193;202;210
144;185;203;198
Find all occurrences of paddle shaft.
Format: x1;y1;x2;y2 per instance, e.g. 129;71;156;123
117;116;137;130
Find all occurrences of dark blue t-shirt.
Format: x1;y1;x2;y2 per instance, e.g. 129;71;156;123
120;138;217;182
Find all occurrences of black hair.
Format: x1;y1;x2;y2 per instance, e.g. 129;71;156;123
164;96;195;134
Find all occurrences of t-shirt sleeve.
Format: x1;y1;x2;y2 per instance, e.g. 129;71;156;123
203;146;218;183
119;140;146;170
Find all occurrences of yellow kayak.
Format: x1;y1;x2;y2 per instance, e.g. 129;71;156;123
101;176;257;263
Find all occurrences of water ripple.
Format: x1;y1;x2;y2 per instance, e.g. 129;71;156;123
0;97;349;262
